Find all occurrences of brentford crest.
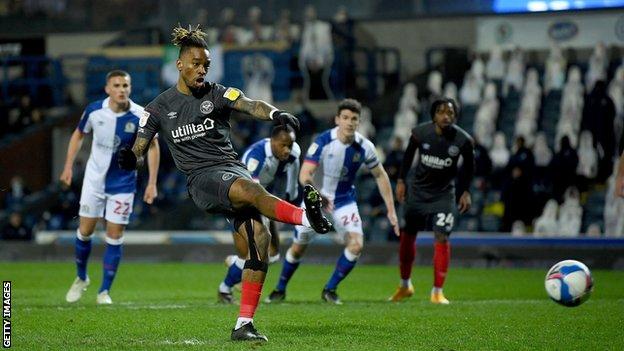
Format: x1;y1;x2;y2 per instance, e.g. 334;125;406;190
200;100;214;115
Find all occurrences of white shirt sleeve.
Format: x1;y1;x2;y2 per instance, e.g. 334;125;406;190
363;138;380;169
285;142;301;200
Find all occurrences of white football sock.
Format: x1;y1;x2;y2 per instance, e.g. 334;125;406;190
343;248;360;262
401;279;411;288
76;229;91;242
234;257;245;270
285;248;301;264
219;282;231;293
269;253;281;264
104;236;124;245
301;211;310;227
234;317;253;330
432;287;443;294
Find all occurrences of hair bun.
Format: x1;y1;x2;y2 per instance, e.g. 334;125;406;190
171;24;207;47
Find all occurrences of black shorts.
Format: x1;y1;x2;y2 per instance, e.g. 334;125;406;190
403;196;456;235
187;162;253;217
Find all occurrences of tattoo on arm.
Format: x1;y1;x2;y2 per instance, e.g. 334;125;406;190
133;137;150;156
233;96;274;121
132;137;150;168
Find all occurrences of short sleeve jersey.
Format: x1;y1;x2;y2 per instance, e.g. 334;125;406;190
78;97;143;194
241;138;301;198
305;128;379;209
137;83;244;175
409;122;473;200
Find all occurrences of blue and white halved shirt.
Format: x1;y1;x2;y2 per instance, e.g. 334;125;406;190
305;128;379;209
77;97;144;194
241;138;301;200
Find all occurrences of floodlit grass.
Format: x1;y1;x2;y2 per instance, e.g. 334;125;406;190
2;262;623;350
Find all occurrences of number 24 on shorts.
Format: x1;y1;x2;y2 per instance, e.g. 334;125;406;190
341;213;360;226
435;213;454;227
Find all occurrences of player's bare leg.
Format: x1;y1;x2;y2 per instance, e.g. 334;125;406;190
322;232;362;305
228;178;332;233
96;222;125;305
431;231;450;304
389;230;416;302
265;242;309;303
289;243;308;258
230;215;270;342
66;216;98;303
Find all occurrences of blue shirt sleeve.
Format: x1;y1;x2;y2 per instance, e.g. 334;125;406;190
363;138;380;169
77;101;101;133
242;145;266;180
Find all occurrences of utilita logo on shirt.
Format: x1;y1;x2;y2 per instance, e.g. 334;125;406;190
171;118;214;143
421;154;452;169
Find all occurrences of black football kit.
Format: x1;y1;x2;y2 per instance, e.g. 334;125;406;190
399;122;474;234
137;83;251;215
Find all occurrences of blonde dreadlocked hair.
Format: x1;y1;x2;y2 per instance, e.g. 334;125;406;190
171;24;208;57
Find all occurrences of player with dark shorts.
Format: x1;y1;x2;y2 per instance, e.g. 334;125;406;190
218;124;301;304
388;98;474;304
118;25;332;342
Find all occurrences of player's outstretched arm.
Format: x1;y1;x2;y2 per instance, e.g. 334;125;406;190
232;94;300;131
232;94;274;121
371;164;400;236
59;128;85;187
118;136;151;171
143;138;160;204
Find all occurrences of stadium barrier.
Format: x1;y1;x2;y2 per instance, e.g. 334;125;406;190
1;231;623;269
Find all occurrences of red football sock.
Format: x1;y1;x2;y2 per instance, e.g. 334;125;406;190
399;230;416;280
239;281;263;318
433;241;450;288
274;200;304;225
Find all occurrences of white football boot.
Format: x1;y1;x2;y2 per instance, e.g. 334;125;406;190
65;277;90;303
96;290;113;305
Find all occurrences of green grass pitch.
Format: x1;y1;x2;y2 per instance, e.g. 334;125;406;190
2;261;623;350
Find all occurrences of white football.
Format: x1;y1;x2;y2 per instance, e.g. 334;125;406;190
544;259;593;307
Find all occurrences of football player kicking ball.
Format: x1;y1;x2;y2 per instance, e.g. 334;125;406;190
118;25;332;342
389;98;474;304
61;70;160;305
218;124;301;303
266;98;399;305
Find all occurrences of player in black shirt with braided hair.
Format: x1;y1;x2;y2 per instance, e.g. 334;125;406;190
119;25;332;342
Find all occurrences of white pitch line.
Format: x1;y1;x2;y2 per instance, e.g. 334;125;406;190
22;298;623;311
161;339;207;346
458;299;544;304
125;304;190;310
55;306;87;310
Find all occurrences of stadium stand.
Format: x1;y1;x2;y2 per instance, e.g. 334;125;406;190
1;1;624;243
